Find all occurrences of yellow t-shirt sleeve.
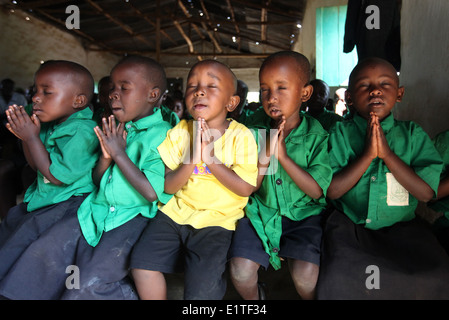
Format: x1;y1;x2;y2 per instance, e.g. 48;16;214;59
230;125;258;187
157;120;191;170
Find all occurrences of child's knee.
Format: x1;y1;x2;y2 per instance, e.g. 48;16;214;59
230;257;259;282
289;259;319;286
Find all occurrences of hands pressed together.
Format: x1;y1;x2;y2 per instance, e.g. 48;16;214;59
267;116;287;160
192;117;215;165
365;112;393;160
94;115;128;160
5;104;40;142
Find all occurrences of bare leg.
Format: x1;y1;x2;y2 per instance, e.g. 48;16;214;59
229;257;261;300
288;259;319;300
131;269;167;300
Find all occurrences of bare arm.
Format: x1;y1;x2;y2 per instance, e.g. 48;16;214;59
268;117;323;199
327;113;377;200
201;120;254;197
20;140;36;170
95;116;157;202
328;113;434;202
164;163;196;194
111;151;158;202
163;119;200;194
207;160;254;197
375;115;434;202
436;176;449;200
327;153;373;200
278;155;323;199
275;124;323;199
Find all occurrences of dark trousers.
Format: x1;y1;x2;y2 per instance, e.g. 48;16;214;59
0;201;148;300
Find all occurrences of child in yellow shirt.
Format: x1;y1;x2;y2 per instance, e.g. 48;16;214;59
130;60;258;300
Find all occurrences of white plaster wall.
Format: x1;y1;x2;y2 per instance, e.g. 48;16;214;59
395;0;449;138
0;8;119;89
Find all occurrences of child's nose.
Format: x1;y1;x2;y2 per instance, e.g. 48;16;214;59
32;93;40;103
369;86;382;96
194;87;205;97
267;92;277;103
109;90;119;100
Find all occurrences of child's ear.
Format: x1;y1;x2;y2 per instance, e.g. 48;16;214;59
73;94;88;109
148;88;162;103
396;86;405;102
225;95;241;112
301;84;313;102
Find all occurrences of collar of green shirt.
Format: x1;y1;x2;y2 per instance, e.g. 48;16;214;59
39;107;94;135
123;108;163;132
71;107;94;120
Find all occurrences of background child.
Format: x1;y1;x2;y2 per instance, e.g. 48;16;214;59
0;60;99;298
0;55;173;299
228;51;332;300
317;57;449;299
305;79;342;131
130;60;258;300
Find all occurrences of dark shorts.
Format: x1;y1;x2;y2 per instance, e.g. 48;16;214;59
316;210;449;300
130;211;233;300
228;214;323;269
0;196;88;281
0;204;149;300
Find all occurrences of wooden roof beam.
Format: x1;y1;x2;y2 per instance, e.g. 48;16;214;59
85;0;152;47
177;0;205;40
232;0;303;20
173;20;194;53
226;0;241;50
199;0;223;53
261;0;271;42
125;1;177;46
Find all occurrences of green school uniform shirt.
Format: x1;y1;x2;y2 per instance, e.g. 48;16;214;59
310;109;343;132
245;114;332;270
239;105;271;130
77;109;173;247
157;104;180;127
429;130;449;227
24;108;99;212
328;113;443;230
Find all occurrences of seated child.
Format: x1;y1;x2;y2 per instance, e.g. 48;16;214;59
228;51;333;300
0;60;99;297
306;79;343;131
0;55;173;299
428;130;449;254
316;57;449;299
130;60;259;300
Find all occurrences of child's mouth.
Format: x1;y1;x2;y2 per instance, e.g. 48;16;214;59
368;99;384;107
268;107;282;116
193;104;207;110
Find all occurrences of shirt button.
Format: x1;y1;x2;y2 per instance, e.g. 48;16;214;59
126;124;132;129
272;247;279;253
110;206;115;212
276;178;282;185
371;176;376;182
366;218;372;224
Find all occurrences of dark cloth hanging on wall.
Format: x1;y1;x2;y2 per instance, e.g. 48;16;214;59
344;0;401;71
